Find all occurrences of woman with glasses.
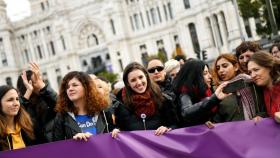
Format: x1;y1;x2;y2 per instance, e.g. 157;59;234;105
248;51;280;122
173;59;230;127
114;62;177;136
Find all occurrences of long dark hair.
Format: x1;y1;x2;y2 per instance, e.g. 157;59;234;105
122;62;164;108
55;71;109;115
0;85;34;139
173;59;209;102
249;51;280;83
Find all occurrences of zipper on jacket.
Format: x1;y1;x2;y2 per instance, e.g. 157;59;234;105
6;134;12;150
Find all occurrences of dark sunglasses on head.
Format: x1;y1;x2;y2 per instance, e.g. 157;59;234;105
147;66;164;73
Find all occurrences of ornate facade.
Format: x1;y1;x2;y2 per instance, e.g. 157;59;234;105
0;0;258;90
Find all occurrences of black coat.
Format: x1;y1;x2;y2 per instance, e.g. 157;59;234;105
115;93;177;131
20;84;57;143
177;93;220;127
0;129;36;151
52;111;115;141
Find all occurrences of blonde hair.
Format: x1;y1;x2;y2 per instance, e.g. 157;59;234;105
164;59;180;75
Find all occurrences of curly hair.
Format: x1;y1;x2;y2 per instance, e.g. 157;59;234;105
0;85;34;139
212;53;241;86
235;41;261;58
55;71;109;116
122;62;164;108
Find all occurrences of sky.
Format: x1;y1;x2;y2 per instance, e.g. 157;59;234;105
4;0;31;21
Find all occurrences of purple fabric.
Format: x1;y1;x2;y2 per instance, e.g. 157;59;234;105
1;118;279;158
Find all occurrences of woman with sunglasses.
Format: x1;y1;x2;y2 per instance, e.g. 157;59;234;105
113;62;177;136
248;51;280;122
173;59;230;127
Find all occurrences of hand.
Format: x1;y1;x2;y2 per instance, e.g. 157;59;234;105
111;128;120;138
214;82;231;100
154;126;171;136
29;62;45;92
274;112;280;123
73;132;92;141
21;70;33;100
253;116;262;124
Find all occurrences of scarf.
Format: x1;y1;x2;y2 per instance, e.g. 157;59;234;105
122;89;156;118
264;82;280;117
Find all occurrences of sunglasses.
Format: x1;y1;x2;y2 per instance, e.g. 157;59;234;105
147;66;164;73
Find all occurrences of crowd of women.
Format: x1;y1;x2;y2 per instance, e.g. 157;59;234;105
0;41;280;151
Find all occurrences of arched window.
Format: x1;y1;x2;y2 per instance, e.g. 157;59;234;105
188;23;201;58
220;11;228;38
87;34;99;47
6;77;12;86
184;0;190;9
206;17;216;47
213;14;223;46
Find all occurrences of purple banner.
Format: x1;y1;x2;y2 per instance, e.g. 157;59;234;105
1;118;279;158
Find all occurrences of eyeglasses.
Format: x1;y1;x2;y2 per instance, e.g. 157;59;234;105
147;66;164;73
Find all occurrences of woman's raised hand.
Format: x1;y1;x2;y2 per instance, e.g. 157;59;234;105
21;70;33;100
29;62;45;92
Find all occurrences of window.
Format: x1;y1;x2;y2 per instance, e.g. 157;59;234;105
50;41;56;55
146;11;151;26
150;8;157;24
6;77;12;86
87;34;99;47
133;13;140;30
110;19;116;35
220;11;228;38
167;3;173;19
189;23;201;58
56;68;62;86
41;2;45;11
157;7;162;23
206;17;216;47
140;12;145;28
163;5;168;21
184;0;190;9
118;59;124;71
130;16;135;30
24;49;30;63
140;44;148;66
60;36;66;50
37;45;43;59
213;14;223;46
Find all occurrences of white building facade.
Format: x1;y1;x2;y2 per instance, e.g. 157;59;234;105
0;0;257;90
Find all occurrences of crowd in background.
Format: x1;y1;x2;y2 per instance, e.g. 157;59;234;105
0;40;280;151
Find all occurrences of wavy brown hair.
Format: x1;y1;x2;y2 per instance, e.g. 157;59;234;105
249;51;280;83
212;53;241;86
122;62;164;108
55;71;108;115
0;85;34;139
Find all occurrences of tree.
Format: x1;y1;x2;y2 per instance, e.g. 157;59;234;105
237;0;280;36
97;71;118;83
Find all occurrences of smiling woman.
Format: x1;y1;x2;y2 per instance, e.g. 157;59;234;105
4;0;30;21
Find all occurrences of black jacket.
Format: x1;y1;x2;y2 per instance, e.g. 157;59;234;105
0;129;36;151
177;93;220;127
157;75;176;101
52;111;115;141
115;93;177;131
20;84;57;143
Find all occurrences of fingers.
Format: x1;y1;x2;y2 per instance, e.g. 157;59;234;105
253;116;262;125
275;112;280;123
111;129;120;139
154;126;170;136
73;132;92;141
